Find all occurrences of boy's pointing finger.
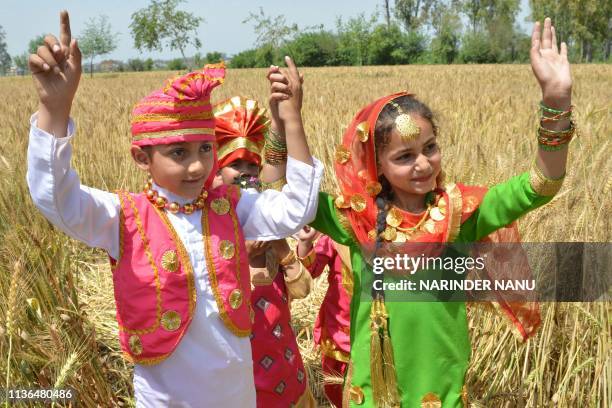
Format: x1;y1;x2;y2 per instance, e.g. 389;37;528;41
60;11;72;48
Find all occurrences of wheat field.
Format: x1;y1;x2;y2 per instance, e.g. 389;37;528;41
0;64;610;407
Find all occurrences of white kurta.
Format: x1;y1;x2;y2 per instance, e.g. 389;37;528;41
26;114;324;407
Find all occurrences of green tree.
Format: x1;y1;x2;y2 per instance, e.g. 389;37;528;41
429;1;462;63
131;0;203;67
368;24;425;64
28;34;46;54
79;15;119;77
459;30;496;62
243;8;299;65
283;31;338;66
229;49;258;68
530;0;611;62
335;14;377;65
13;53;28;75
167;58;187;70
0;26;11;75
204;51;225;64
395;0;435;31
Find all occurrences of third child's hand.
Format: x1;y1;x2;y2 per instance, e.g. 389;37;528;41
296;226;318;243
29;11;82;115
267;65;288;135
277;56;303;121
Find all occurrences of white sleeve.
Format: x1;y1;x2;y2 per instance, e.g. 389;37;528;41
237;156;324;241
26;113;121;259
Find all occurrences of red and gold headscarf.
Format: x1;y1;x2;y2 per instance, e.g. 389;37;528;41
335;91;540;340
213;96;269;168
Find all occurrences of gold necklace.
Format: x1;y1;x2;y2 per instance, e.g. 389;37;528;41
380;204;432;243
144;179;208;214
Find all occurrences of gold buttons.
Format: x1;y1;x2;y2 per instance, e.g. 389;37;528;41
128;335;143;355
161;250;179;273
335;145;351;164
365;181;382;197
229;289;243;309
161;310;181;331
386;207;403;228
382;226;397;242
219;240;235;260
211;198;230;215
356;121;370;142
350;194;366;212
430;206;446;221
334;195;350;209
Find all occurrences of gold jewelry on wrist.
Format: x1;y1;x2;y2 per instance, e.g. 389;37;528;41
279;250;297;267
297;247;316;268
529;161;565;196
261;177;286;191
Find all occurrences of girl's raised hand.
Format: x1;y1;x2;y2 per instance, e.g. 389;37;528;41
530;17;571;104
29;10;82;114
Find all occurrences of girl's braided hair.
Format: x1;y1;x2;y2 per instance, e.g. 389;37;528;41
370;95;438;297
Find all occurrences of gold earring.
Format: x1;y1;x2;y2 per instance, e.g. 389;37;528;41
388;100;420;142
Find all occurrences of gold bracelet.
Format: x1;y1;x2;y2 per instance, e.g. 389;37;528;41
261;177;286;191
529;161;565;196
279;250;297;267
297;247;316;268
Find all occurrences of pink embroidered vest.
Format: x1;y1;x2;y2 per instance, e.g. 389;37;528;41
110;184;252;365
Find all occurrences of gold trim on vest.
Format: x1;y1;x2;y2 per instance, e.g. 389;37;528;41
161;250;179;272
161;310;181;331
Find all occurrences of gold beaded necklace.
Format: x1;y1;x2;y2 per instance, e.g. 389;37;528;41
143;179;208;215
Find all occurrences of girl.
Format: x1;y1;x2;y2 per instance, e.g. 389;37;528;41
296;227;352;408
213;94;316;406
26;11;323;407
271;17;573;407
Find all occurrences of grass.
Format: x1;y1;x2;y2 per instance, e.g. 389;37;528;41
0;64;610;407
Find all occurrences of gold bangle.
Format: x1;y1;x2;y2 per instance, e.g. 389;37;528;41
261;177;286;191
297;247;316;268
529;162;565;196
279;250;297;267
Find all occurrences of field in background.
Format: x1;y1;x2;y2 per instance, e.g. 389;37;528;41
0;65;610;407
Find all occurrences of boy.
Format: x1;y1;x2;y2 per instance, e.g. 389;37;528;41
27;11;322;407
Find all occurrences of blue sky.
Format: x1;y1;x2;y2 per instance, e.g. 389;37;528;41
1;0;533;61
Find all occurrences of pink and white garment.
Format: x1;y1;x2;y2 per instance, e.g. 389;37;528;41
26;114;324;407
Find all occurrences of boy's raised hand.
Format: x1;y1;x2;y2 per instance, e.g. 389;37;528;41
29;11;81;116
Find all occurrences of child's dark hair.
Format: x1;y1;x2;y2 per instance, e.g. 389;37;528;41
371;95;438;271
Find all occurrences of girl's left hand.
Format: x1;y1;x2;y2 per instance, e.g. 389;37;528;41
530;17;572;104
